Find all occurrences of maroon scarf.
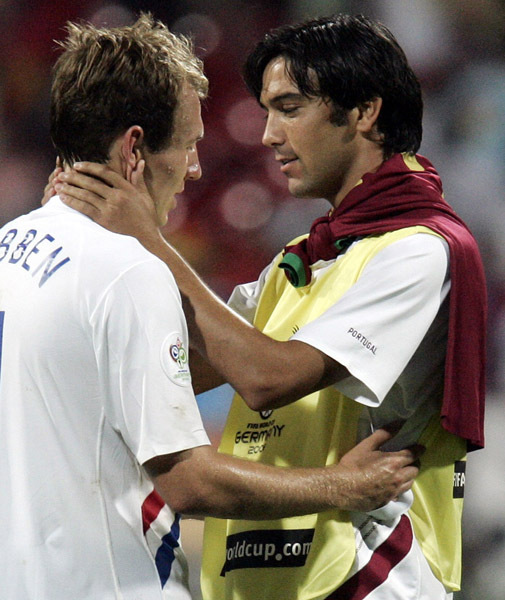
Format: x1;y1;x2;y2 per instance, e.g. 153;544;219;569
280;153;486;449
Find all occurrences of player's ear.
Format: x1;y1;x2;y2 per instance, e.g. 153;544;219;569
121;126;144;183
356;97;382;133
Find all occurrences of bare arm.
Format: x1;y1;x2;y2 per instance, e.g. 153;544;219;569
55;162;348;410
188;348;226;395
144;428;422;519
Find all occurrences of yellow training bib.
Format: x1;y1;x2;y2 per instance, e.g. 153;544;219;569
201;227;465;599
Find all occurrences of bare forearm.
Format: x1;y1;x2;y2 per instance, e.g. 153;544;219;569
156;450;338;520
147;235;338;409
147;433;421;520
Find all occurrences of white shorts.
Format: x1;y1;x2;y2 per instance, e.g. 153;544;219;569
330;513;453;599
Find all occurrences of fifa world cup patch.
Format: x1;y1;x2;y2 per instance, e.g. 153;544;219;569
453;461;466;498
161;332;191;386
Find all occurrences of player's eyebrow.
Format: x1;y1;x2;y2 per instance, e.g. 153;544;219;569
259;92;306;109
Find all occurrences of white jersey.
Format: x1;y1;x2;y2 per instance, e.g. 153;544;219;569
0;197;209;599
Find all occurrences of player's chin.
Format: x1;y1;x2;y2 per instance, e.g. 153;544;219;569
159;202;176;226
288;181;316;199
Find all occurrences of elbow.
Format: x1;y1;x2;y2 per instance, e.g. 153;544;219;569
227;343;310;410
169;492;206;516
166;480;237;520
242;392;276;412
148;449;215;516
163;478;213;516
237;379;291;412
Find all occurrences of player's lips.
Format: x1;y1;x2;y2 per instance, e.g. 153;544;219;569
277;155;299;173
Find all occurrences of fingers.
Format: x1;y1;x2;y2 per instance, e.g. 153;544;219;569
389;444;425;467
53;161;158;239
372;460;419;507
56;162;144;211
346;429;425;468
387;455;421;499
378;420;407;437
48;165;63;184
131;159;146;189
357;422;407;451
42;161;64;206
55;181;101;204
56;170;111;199
60;184;103;215
357;426;395;451
395;466;420;496
334;441;423;512
73;161;126;188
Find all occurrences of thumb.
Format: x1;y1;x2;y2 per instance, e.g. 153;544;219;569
362;420;406;451
131;159;146;190
361;427;394;451
379;419;406;438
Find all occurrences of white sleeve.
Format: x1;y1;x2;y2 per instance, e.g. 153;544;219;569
292;234;450;406
227;259;275;324
91;258;210;465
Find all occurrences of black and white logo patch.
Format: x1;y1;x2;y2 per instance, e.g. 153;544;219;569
221;528;314;575
453;461;466;498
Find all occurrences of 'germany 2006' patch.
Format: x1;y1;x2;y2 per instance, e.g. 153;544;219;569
161;332;191;387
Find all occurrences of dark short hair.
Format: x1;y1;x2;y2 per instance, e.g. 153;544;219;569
50;13;208;165
243;14;423;156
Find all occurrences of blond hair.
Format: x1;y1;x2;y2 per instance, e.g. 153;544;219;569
51;13;208;164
